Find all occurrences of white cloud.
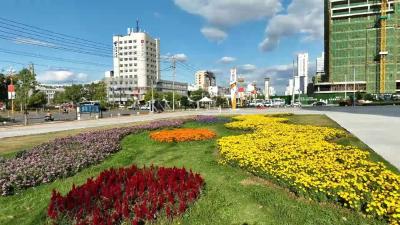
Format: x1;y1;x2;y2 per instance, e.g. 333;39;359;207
161;53;188;62
201;27;227;42
238;64;257;73
38;70;88;83
259;0;323;52
173;53;188;62
218;56;236;64
14;37;56;47
174;0;282;42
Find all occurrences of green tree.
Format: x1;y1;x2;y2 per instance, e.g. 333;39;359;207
53;91;67;104
28;91;47;108
63;84;85;103
0;74;7;102
15;68;37;111
180;96;190;109
189;89;209;102
214;96;227;107
144;90;162;102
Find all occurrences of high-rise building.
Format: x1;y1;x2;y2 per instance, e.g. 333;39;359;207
316;52;325;73
297;53;309;94
106;27;160;103
317;0;399;94
264;78;270;99
195;71;216;90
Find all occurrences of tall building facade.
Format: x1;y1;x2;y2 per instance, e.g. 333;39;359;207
318;0;399;94
195;71;216;90
316;52;325;73
106;27;160;103
297;53;309;94
264;78;270;99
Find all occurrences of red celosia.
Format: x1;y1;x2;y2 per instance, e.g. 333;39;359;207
47;165;204;224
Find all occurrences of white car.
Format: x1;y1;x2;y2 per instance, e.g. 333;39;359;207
140;105;150;110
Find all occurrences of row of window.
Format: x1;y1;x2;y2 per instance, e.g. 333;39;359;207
119;69;157;74
118;40;156;46
119;57;157;64
118;51;157;58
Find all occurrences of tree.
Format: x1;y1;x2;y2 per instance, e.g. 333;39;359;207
180;96;190;109
53;91;67;104
63;84;85;103
144;90;162;102
15;68;36;108
0;74;7;102
189;89;209;102
28;91;47;108
214;96;227;107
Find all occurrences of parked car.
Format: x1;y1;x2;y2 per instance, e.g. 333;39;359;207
312;101;327;107
140;105;150;110
272;99;286;107
264;100;273;107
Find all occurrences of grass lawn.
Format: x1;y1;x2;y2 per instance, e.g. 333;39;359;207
0;114;392;225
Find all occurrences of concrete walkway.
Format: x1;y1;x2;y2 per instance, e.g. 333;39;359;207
323;111;400;170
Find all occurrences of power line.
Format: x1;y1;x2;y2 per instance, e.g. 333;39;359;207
0;59;107;73
0;48;111;67
0;16;110;48
0;31;111;57
0;23;112;53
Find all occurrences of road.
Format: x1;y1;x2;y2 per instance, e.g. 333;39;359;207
1;106;399;170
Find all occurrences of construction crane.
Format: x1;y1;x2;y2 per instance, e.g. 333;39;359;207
379;0;388;94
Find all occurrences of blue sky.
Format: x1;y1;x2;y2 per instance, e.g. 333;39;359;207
0;0;323;94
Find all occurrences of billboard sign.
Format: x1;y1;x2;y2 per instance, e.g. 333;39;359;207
7;85;15;100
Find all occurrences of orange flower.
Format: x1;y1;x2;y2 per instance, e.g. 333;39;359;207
150;128;216;143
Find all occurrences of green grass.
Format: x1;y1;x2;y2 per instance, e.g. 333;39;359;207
0;118;389;225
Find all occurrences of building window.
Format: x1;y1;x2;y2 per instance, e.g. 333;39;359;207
128;40;132;43
134;63;137;66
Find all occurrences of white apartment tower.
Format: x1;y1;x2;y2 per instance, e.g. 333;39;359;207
316;52;325;73
107;26;160;103
297;53;309;94
264;78;270;100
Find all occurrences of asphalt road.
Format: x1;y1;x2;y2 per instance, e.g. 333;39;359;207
1;106;399;170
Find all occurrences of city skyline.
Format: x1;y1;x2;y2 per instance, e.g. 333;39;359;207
0;0;323;94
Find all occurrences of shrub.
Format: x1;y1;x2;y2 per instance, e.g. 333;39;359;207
48;165;204;225
0;120;184;196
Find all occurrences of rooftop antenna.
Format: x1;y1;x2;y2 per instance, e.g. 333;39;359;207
136;19;140;32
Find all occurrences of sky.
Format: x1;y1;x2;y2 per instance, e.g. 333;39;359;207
0;0;323;94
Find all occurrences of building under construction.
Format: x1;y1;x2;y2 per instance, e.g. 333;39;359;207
316;0;400;95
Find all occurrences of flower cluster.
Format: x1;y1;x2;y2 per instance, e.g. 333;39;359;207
218;115;400;224
0;120;184;196
48;165;204;225
193;115;231;124
150;128;216;143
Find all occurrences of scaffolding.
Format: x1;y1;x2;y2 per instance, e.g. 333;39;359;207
325;0;399;94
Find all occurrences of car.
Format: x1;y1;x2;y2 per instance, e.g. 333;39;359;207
264;100;273;107
140;105;150;110
272;99;286;107
312;101;327;107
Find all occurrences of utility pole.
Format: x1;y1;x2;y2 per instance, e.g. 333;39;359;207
150;81;154;114
344;74;347;100
291;59;295;106
172;56;176;112
7;67;15;120
353;66;356;107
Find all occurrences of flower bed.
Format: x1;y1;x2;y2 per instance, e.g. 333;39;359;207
150;128;216;143
48;165;204;225
218;115;400;224
193;115;231;124
0;120;184;196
